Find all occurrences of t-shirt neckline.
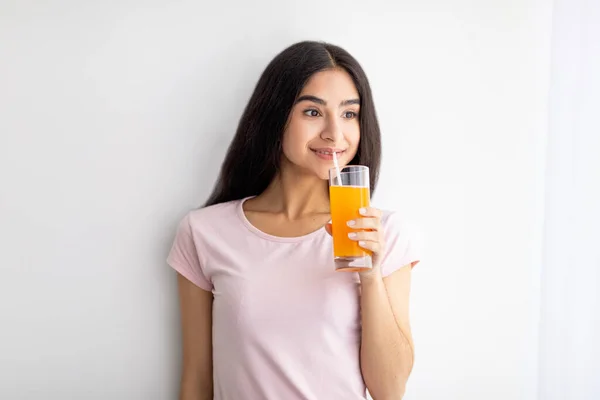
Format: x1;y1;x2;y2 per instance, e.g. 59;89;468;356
236;196;326;243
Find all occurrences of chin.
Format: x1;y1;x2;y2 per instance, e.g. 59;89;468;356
315;166;333;181
317;171;330;181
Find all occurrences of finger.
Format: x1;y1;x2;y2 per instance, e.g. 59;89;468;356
359;207;383;218
347;217;381;231
358;240;383;254
348;231;379;242
325;222;333;236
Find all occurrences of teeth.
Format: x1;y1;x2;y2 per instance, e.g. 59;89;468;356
315;150;338;155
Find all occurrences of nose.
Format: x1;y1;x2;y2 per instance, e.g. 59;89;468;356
320;116;344;143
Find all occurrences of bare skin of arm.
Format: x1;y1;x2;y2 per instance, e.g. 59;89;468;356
327;210;415;399
176;273;213;400
360;266;414;400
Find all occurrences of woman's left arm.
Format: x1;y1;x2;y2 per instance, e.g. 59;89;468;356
345;207;415;400
360;266;413;400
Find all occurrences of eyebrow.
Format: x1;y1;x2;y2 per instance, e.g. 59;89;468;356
295;95;360;107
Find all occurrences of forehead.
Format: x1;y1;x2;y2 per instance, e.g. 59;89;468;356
299;68;359;100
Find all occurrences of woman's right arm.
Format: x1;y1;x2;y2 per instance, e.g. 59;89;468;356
177;272;213;400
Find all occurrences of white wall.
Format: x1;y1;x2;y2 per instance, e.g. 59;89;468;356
538;0;600;398
0;1;553;399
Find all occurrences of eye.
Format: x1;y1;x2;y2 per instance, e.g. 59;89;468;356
303;109;321;117
344;111;358;119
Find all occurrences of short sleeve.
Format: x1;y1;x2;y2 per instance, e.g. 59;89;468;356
166;213;212;291
380;211;423;277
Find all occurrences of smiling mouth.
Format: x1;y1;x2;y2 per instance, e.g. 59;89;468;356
310;148;346;161
310;149;346;156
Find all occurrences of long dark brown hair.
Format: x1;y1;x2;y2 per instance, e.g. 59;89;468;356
204;41;381;207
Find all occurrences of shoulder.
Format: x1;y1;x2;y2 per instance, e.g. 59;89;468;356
380;209;419;235
184;199;242;232
378;209;424;274
168;201;246;292
169;198;245;268
380;209;423;252
171;199;245;246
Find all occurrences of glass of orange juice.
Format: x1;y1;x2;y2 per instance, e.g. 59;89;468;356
329;165;372;272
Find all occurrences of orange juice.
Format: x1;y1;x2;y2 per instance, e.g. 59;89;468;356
329;185;372;271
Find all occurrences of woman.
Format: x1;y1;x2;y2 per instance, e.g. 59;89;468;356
167;40;421;400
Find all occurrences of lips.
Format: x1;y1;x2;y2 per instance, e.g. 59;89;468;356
310;148;346;160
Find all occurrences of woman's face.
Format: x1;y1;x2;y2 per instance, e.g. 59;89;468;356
281;68;361;180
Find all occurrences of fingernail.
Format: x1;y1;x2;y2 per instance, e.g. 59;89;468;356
359;208;367;215
358;241;366;247
347;220;356;227
348;232;357;239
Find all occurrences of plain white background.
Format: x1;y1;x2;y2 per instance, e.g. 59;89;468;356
0;1;554;399
537;0;600;398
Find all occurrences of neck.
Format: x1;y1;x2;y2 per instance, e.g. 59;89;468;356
258;164;330;220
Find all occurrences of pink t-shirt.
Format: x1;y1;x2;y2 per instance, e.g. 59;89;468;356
167;197;422;400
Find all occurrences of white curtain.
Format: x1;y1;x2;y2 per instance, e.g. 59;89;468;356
538;0;600;399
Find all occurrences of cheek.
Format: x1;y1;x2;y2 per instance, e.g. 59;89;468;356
348;129;360;146
282;118;316;157
345;126;361;157
282;126;306;161
281;134;293;161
